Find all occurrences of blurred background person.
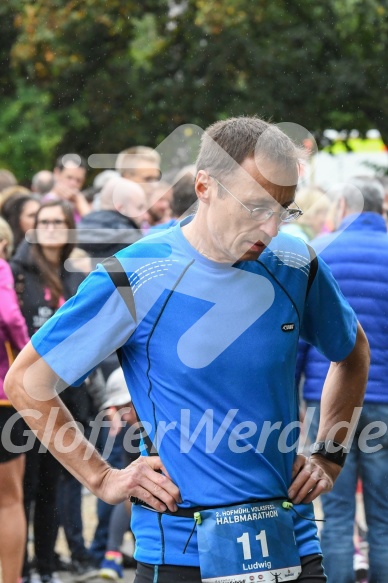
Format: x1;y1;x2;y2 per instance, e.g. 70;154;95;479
77;177;146;267
45;154;90;221
142;180;173;231
281;186;331;241
11;200;86;583
115;146;161;184
377;175;388;228
93;170;121;197
0;186;31;216
0;217;29;583
0;170;17;194
149;166;198;230
31;171;55;197
297;177;388;583
83;170;121;212
2;194;41;255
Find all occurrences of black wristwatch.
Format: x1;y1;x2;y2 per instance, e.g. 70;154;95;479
310;440;348;467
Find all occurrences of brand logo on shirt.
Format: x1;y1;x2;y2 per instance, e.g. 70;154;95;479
281;323;295;332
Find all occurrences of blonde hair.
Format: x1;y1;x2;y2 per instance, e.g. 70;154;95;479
115;146;160;176
0;217;14;259
295;187;330;225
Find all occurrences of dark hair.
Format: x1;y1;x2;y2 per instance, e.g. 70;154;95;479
55;153;88;171
172;174;198;217
2;194;41;251
196;116;302;187
31;200;76;308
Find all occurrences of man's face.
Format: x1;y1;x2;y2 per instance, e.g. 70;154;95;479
54;164;86;191
199;156;297;262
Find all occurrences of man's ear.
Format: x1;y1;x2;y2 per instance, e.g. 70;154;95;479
53;167;62;179
195;171;211;205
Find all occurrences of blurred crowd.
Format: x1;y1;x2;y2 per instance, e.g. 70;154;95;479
0;148;198;583
1;146;388;583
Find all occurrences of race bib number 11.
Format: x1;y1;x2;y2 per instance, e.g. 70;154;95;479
195;500;301;582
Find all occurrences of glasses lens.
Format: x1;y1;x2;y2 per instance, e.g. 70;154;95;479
38;220;66;227
281;209;302;222
250;208;273;222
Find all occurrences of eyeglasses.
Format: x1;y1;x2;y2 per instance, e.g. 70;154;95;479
37;219;67;228
210;175;303;223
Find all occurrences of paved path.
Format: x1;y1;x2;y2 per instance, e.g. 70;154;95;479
55;492;136;583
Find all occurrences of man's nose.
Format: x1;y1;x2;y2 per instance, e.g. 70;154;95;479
259;214;280;238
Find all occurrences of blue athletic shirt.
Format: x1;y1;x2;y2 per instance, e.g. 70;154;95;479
31;219;357;566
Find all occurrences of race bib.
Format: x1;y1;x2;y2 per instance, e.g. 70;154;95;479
195;500;301;582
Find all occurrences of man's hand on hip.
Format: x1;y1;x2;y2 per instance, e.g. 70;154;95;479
287;453;341;505
97;455;182;512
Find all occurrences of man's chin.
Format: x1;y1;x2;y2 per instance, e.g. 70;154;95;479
239;245;266;262
240;241;266;261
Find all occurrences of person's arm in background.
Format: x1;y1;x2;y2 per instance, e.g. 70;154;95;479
0;259;29;350
289;321;369;503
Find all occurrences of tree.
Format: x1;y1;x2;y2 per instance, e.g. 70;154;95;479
2;0;388;181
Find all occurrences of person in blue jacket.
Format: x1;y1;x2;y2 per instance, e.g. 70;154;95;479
297;176;388;583
5;117;369;583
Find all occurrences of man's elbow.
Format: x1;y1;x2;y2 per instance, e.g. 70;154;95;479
4;366;18;403
340;322;371;391
355;322;370;368
4;354;28;406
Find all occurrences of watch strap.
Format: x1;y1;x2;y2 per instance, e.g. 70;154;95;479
310;440;348;467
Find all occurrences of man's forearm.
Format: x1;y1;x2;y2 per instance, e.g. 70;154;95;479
4;344;110;495
316;322;370;446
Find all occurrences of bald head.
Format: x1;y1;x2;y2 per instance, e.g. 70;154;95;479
99;178;147;225
31;170;55;195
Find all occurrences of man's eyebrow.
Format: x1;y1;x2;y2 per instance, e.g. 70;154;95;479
248;198;295;208
282;199;296;208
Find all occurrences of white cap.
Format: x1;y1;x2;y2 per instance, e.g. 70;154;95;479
101;368;131;409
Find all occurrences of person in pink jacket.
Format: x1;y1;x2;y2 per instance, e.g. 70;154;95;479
0;216;29;583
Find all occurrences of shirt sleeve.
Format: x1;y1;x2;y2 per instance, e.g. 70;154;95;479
300;256;357;362
31;262;137;386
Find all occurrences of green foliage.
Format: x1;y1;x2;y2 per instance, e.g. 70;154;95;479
1;0;388;181
0;84;64;182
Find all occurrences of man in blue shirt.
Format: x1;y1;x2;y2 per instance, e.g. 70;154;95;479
5;117;369;583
